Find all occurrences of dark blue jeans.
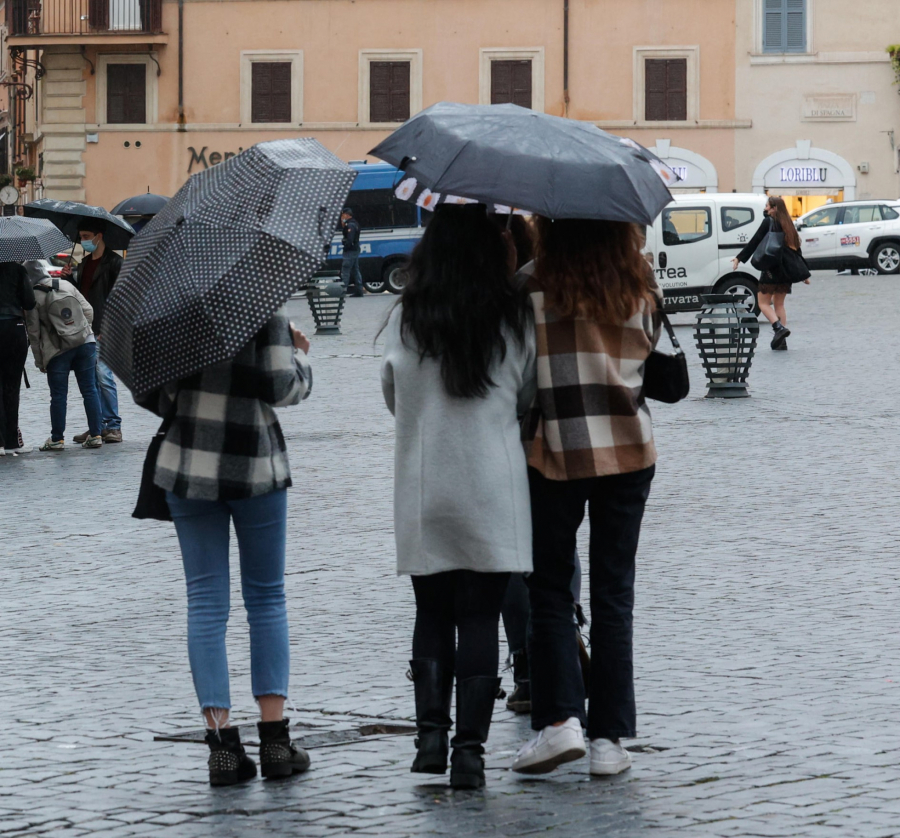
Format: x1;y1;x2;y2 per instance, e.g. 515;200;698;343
526;465;654;740
340;251;363;292
46;342;102;441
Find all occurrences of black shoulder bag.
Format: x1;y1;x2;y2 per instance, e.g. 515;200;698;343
643;308;690;404
133;394;179;521
750;217;785;272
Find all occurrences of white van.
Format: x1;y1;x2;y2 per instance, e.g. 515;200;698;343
644;193;769;313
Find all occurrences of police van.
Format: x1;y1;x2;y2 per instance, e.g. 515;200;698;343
644;193;769;313
324;161;426;293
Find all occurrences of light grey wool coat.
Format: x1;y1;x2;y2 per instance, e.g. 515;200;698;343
381;304;537;576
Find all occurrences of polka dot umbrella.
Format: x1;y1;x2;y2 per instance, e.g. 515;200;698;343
99;139;356;399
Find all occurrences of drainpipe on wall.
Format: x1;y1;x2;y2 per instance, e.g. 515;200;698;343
563;0;569;116
177;0;186;131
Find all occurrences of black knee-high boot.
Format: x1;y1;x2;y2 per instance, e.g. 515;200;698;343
410;659;453;774
450;676;499;790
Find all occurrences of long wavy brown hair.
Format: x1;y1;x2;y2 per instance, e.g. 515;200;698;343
767;196;800;250
533;217;657;322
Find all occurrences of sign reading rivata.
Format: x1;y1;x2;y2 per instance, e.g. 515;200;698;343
780;167;828;184
187;146;245;174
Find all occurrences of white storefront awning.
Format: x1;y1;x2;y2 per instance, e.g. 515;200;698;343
649;140;719;193
752;140;856;201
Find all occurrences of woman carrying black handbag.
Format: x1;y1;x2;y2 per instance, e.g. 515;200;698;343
732;195;810;351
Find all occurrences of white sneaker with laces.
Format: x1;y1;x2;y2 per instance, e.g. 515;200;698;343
511;717;586;774
589;738;632;775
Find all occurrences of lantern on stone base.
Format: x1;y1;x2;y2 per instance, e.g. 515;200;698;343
693;294;759;398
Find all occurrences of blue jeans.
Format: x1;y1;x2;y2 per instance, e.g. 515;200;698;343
166;489;290;710
95;355;121;431
340;251;363;292
46;342;102;441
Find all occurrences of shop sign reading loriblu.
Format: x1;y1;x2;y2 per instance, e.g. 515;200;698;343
187;146;245;173
780;166;828;184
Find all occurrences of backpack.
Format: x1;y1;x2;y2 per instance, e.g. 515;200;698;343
34;279;89;344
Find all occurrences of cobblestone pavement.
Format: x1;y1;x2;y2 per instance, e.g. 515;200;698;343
4;275;900;837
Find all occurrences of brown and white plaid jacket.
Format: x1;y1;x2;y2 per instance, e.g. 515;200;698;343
519;261;660;481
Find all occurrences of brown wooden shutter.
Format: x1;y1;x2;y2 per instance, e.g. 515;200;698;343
89;0;109;30
107;64;146;124
490;60;532;107
369;61;410;123
645;58;686;121
251;62;292;123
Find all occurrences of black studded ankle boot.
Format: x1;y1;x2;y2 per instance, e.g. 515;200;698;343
257;718;311;779
410;659;453;774
205;727;257;787
450;676;499;790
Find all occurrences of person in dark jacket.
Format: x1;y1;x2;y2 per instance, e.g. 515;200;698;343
0;262;36;455
733;195;810;351
62;220;125;440
339;208;364;297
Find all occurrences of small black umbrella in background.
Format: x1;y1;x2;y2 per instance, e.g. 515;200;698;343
24;199;136;250
111;193;170;234
100;138;356;399
0;217;71;261
111;193;169;217
370;101;677;224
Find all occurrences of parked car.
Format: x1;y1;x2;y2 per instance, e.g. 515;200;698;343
643;192;768;314
795;200;900;275
322;161;427;293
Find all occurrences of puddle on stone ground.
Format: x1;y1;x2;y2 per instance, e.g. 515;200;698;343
155;720;417;749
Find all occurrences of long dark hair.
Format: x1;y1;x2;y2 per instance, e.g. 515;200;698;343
399;204;527;399
490;214;534;269
767;196;800;250
533;217;656;323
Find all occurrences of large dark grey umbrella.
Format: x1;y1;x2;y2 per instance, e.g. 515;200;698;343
24;199;136;250
100;138;356;399
0;217;71;261
370;101;676;224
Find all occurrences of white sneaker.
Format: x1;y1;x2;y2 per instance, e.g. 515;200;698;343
589;738;632;775
0;447;5;456
6;446;31;454
512;717;586;774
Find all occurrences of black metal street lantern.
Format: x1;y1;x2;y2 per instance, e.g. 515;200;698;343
693;294;759;398
305;271;346;335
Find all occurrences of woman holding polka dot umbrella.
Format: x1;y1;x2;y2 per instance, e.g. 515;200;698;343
101;139;355;787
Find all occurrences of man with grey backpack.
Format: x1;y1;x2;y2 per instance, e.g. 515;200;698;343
24;263;103;450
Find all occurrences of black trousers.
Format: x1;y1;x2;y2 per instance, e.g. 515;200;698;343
411;570;510;681
0;319;28;450
526;465;654;740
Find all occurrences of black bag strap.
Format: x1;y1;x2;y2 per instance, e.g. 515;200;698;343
34;284;52;293
657;307;683;354
52;277;59;291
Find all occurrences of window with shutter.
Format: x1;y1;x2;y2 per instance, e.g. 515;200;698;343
490;60;533;107
369;61;410;123
763;0;806;54
644;58;686;121
107;64;146;124
251;62;292;123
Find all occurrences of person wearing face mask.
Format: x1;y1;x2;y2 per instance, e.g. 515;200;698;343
61;220;124;442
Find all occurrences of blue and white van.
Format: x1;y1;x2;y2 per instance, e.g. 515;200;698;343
324;161;426;293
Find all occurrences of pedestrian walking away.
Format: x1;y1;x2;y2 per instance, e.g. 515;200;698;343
511;217;660;778
732;195;810;351
139;310;313;786
0;261;36;455
339;207;364;296
24;268;103;451
62;220;125;442
380;204;537;790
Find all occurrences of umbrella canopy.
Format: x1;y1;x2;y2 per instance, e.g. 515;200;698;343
369;101;676;224
24;199;136;250
100;138;356;399
0;216;72;261
110;193;169;218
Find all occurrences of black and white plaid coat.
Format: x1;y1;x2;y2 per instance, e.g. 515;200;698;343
143;306;311;501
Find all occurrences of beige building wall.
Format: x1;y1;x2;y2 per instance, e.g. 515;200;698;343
735;0;900;215
7;0;740;208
